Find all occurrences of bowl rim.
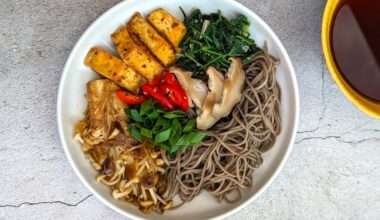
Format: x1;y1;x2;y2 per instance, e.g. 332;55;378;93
57;0;300;219
321;0;380;119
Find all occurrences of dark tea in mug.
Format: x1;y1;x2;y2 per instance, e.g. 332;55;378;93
331;0;380;101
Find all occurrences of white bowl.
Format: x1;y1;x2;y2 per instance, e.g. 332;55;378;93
57;0;299;219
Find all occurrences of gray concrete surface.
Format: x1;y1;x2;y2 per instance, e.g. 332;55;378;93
0;0;379;219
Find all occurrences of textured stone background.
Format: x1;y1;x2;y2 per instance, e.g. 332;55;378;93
0;0;379;219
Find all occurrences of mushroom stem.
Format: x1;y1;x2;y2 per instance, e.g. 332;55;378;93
139;200;154;207
112;187;133;199
124;176;140;189
74;133;84;144
156;167;165;174
163;200;173;210
100;174;121;186
149;188;158;205
141;186;147;201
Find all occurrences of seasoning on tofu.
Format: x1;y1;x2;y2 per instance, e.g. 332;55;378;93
128;12;176;67
147;9;186;51
111;26;164;82
84;48;144;94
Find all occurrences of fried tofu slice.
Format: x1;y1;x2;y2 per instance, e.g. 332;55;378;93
128;12;176;67
111;26;164;82
84;48;143;94
147;9;186;50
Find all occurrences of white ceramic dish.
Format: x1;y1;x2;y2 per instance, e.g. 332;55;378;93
57;0;299;219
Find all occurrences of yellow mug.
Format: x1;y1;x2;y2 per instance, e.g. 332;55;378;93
321;0;380;119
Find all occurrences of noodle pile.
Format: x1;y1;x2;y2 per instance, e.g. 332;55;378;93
161;44;281;205
76;43;281;213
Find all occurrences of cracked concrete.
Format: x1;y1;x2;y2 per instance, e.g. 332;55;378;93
0;0;380;219
296;136;380;146
0;195;92;208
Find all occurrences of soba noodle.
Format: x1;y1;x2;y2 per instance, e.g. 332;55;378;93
161;44;281;206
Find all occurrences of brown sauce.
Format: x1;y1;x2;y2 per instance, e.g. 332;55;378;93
331;0;380;101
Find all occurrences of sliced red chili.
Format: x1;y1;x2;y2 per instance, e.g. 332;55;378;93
164;71;182;88
141;84;174;111
115;89;147;104
147;72;164;86
159;83;189;111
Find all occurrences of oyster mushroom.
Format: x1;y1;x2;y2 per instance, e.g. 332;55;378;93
212;58;245;118
82;79;128;145
197;67;224;130
169;67;208;108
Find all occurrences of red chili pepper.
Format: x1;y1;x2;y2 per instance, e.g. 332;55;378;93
162;72;189;111
159;83;189;111
147;72;163;86
115;89;148;104
164;71;182;88
141;84;174;111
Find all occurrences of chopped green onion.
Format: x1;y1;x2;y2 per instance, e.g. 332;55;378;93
154;128;172;144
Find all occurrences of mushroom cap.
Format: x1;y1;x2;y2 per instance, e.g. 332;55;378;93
212;58;245;119
206;67;224;101
196;93;218;130
196;67;225;130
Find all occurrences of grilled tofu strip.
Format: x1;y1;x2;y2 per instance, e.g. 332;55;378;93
111;26;164;81
147;9;186;51
84;48;143;94
128;12;176;67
